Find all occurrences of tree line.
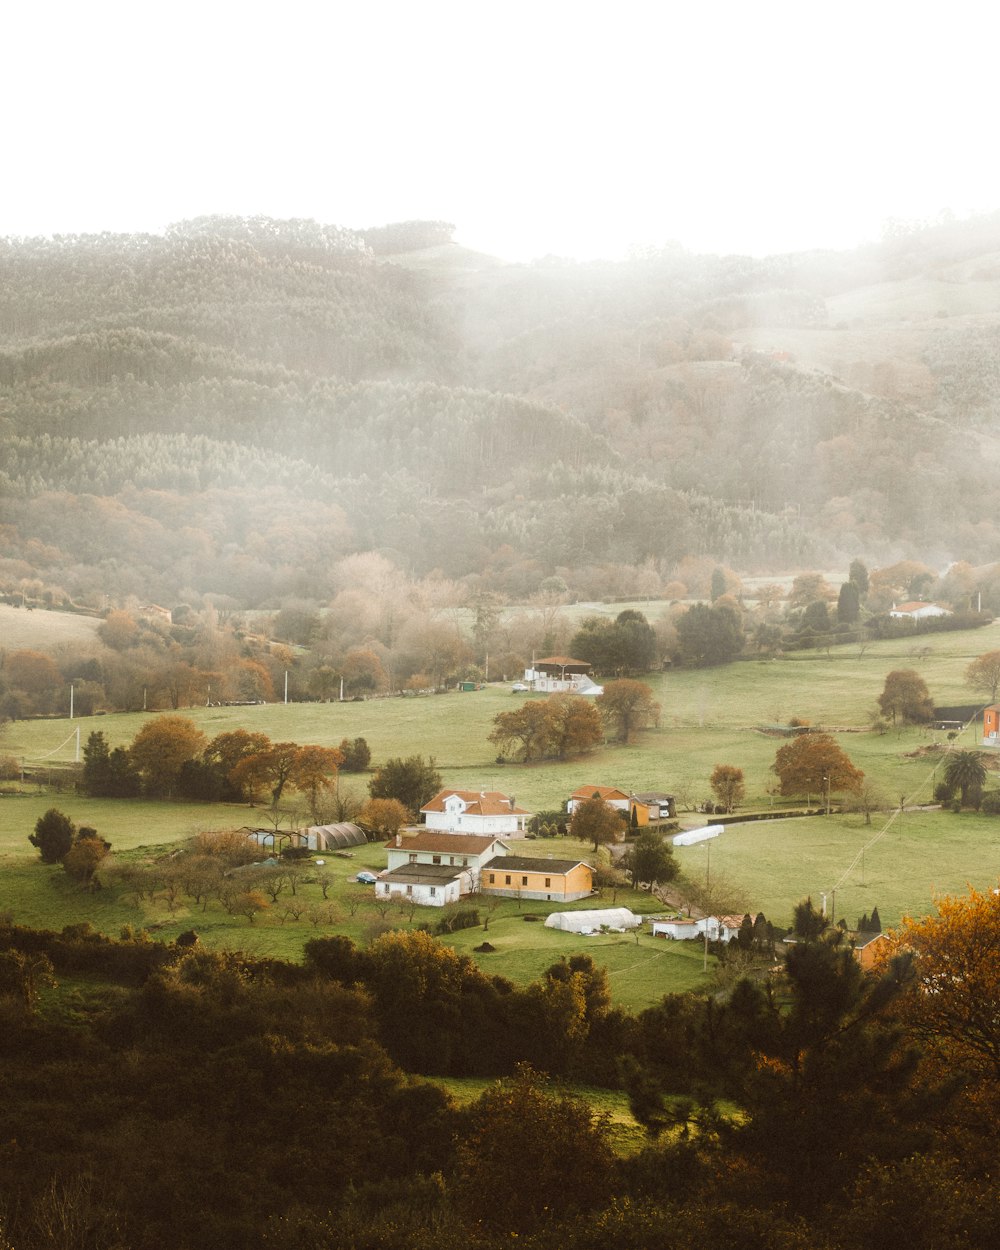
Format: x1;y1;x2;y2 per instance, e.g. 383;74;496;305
2;882;1000;1247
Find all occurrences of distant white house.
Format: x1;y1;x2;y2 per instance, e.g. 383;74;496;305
523;655;603;696
421;789;532;835
888;601;952;620
650;914;745;942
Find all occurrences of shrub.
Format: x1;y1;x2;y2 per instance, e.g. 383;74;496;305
934;781;956;803
434;907;479;935
980;792;1000;815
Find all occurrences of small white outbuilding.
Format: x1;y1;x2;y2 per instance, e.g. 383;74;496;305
544;907;641;934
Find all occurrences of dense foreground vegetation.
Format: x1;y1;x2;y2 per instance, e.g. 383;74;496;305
1;889;999;1250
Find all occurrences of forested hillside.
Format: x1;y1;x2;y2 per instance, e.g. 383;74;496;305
3;212;1000;606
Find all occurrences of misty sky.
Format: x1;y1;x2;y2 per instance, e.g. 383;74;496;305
7;0;997;260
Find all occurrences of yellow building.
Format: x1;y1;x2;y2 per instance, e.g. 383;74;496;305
481;856;593;902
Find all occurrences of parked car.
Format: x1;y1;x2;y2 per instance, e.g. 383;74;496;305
355;870;378;884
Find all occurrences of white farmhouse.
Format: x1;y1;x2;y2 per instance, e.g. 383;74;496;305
421;789;532;835
888;601;952;620
376;864;465;907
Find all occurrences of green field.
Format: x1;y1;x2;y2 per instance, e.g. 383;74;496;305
4;618;1000;1002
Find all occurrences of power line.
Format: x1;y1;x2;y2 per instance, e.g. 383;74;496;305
829;707;988;895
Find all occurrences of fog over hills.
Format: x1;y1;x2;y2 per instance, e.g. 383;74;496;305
2;212;999;607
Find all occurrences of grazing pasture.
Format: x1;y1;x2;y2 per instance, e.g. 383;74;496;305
3;618;1000;1000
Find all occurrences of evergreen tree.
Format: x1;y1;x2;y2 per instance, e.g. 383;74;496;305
838;580;861;623
29;808;75;863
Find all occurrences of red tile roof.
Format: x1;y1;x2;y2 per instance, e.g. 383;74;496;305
421;789;531;816
569;785;630;802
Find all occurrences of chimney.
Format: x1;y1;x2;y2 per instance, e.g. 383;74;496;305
395;833;401;847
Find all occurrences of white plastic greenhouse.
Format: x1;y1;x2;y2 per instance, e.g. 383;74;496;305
544;908;641;933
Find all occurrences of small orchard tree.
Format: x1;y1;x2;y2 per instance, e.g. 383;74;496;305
710;764;745;814
29;807;75;863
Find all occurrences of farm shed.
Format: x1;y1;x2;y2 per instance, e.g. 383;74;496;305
305;822;369;851
651;917;701;939
544;907;640;933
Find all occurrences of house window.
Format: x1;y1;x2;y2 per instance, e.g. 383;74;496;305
409;853;417;863
489;873;495;883
406;885;413;896
430;886;437;897
382;884;390;894
449;856;456;865
505;875;511;885
432;854;441;864
545;877;551;887
462;857;468;866
522;876;528;886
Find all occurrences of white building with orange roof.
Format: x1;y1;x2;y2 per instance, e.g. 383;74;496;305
565;785;631;815
888;601;952;620
420;789;533;835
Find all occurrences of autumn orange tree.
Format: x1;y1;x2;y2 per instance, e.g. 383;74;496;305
882;885;1000;1081
489;700;553;762
710;763;745;813
544;693;603;759
230;742;342;807
203;729;272;799
489;694;602;762
569;792;623;852
771;732;863;801
128;715;208;796
877;669;934;725
357;797;410;837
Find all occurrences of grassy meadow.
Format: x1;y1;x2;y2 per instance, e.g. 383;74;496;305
4;617;1000;1004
